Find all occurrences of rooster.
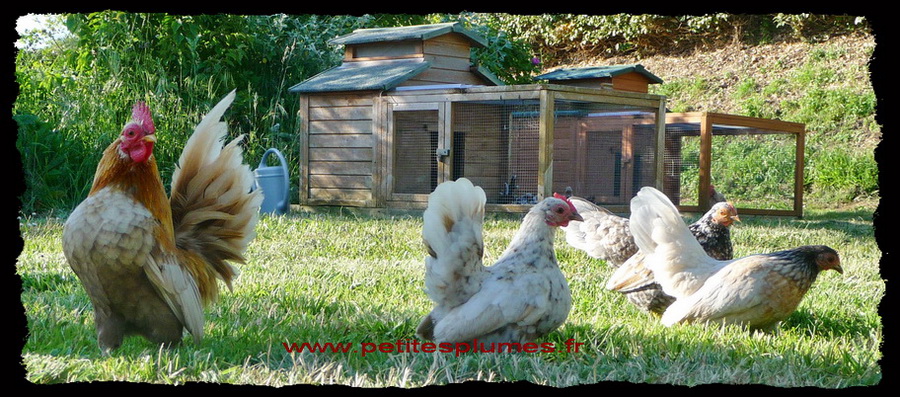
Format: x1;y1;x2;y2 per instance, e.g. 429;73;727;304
63;91;262;352
415;178;582;345
606;201;739;314
629;187;841;330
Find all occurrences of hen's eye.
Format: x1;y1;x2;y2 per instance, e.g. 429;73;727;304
555;207;564;214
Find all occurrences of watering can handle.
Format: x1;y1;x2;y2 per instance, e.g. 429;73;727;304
259;148;290;209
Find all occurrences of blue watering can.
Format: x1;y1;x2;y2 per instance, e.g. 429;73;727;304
254;148;290;215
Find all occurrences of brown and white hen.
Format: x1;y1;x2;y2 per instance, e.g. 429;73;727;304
629;187;842;330
416;178;582;345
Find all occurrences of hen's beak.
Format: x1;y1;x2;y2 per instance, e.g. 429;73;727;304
569;212;584;222
732;214;741;223
833;264;844;274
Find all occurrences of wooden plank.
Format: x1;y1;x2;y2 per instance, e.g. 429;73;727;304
665;112;705;124
538;88;554;199
308;134;375;148
552;90;662;109
309;106;373;121
707;112;806;133
350;40;423;60
309;120;372;135
309;175;373;189
429;55;473;72
405;68;486;86
307;198;371;207
381;99;394;203
298;95;310;205
656;100;667;191
439;101;451;183
698;112;712;210
611;72;651;93
309;147;373;162
621;124;635;199
794;129;805;218
372;97;386;207
309;161;372;176
309;188;372;201
389;193;431;203
423;34;472;58
309;95;375;108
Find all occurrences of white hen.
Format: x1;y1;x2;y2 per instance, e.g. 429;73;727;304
416;178;582;345
628;186;729;300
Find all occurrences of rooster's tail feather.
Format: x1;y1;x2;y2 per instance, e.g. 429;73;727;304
170;90;263;303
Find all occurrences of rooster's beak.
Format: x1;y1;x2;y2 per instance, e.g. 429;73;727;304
143;135;157;143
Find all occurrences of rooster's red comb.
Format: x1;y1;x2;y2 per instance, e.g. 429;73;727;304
132;101;155;134
553;192;577;213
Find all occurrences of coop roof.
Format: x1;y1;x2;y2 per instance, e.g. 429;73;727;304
329;22;489;48
288;59;433;94
534;64;664;84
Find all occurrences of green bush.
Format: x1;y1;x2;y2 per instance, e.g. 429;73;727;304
15;114;94;214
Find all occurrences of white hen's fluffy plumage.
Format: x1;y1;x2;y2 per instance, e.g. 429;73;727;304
416;178;573;345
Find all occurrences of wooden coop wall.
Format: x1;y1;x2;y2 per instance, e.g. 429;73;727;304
663;112;805;217
298;85;665;212
300;92;378;207
549;104;659;206
400;33;487;87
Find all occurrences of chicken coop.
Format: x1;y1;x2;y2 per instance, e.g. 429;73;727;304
662;112;806;217
289;23;668;213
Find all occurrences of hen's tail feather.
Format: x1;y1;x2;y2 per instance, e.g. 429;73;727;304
629;187;721;299
170;90;263;303
421;178;487;309
630;187;687;255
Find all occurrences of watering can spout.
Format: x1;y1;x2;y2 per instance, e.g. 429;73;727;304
253;148;290;215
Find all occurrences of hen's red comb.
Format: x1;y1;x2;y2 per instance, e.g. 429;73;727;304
132;101;156;134
553;192;577;213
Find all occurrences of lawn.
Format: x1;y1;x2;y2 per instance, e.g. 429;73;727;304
16;204;883;387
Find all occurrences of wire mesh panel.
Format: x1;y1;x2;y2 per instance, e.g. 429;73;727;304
663;124;701;206
393;110;439;194
553;100;659;206
710;128;797;211
452;100;542;204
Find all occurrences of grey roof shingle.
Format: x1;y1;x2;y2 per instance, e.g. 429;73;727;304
288;59;432;94
534;64;664;84
328;22;488;48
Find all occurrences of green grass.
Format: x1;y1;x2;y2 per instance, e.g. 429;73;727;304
17;205;882;387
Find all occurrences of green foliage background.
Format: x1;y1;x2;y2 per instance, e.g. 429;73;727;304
15;12;876;215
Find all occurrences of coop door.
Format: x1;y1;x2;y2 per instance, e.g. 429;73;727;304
389;104;451;201
581;125;645;204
